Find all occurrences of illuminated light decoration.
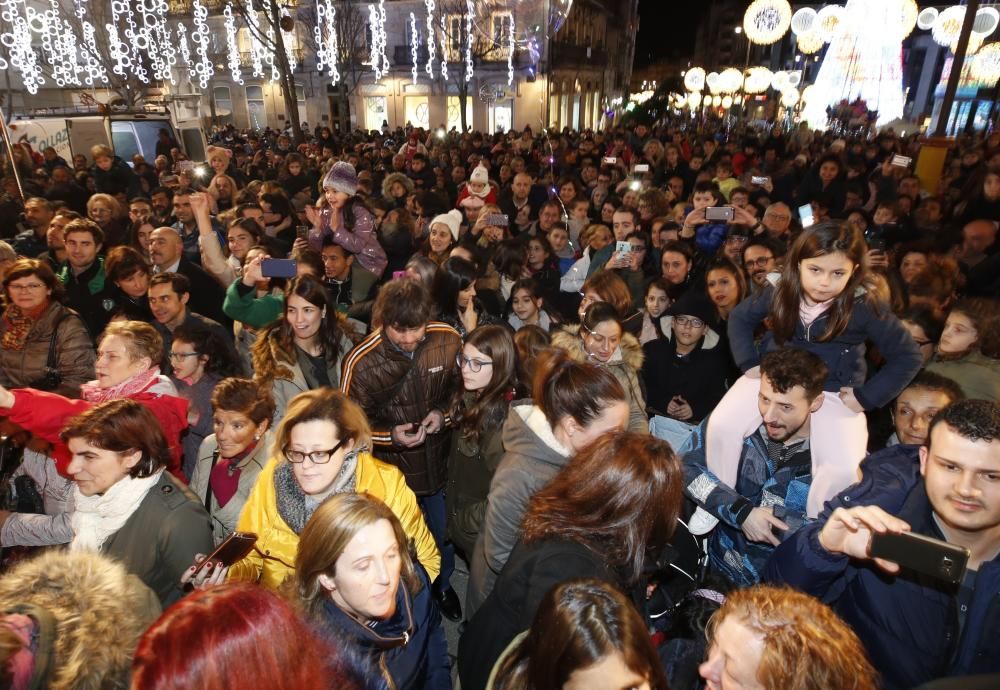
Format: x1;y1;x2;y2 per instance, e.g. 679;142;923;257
190;0;213;90
425;0;436;77
797;30;824;54
719;67;743;93
378;0;389;75
816;5;846;43
932;6;965;47
790;7;816;36
706;71;721;94
686;91;702;108
139;0;176;85
410;12;418;84
771;70;790;91
917;7;938;31
742;0;792;45
177;23;194;80
781;88;799;107
281;6;298;72
785;70;801;88
951;33;985;56
440;14;448;80
118;0;147;83
683;66;706;92
0;0;45;94
802;0;905;130
973;7;999;37
246;10;268;79
507;13;515;86
743;66;773;94
223;3;244;85
711;95;722;107
465;0;474;82
801;84;816;103
328;5;340;84
267;25;280;80
106;0;131;78
368;3;384;81
72;0;108;86
39;0;80;87
721;95;733;108
972;41;1000;82
897;0;918;39
673;93;686;108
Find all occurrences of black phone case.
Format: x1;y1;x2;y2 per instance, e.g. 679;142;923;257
197;532;258;573
868;531;970;585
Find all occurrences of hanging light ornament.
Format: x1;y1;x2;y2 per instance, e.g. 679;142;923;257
972;41;1000;82
742;0;792;45
465;0;474;82
721;95;733;109
190;0;213;90
0;0;45;94
223;3;243;85
916;7;938;31
683;67;706;92
743;66;773;94
816;5;846;43
771;70;790;91
796;31;824;54
439;14;448;80
425;0;436;78
706;71;721;94
368;1;387;81
711;95;722;107
507;13;515;86
719;67;743;93
932;6;965;47
790;7;816;36
177;23;194;80
973;7;1000;37
801;84;816;103
686;91;702;108
951;33;985;56
315;0;341;82
897;0;918;39
72;0;108;86
781;88;800;107
410;12;419;84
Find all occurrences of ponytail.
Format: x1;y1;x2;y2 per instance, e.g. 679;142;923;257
533;348;625;428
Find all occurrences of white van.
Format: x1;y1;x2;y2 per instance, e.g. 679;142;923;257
7;106;207;166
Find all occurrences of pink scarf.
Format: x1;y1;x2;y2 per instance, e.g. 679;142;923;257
799;297;834;326
79;367;161;404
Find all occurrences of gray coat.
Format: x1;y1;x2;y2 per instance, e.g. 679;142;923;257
0;449;74;547
465;401;571;616
189;431;273;544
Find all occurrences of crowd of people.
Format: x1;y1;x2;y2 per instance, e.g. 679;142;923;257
0;114;998;690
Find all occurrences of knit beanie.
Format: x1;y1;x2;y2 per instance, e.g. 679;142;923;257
468;165;490;197
430;209;464;242
322;161;358;195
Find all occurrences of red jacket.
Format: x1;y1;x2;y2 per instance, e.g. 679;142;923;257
6;388;189;481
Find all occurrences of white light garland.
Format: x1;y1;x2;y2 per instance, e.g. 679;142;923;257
816;5;846;44
177;22;194;80
246;11;267;79
916;8;938;31
223;3;244;85
106;0;131;78
425;0;436;77
281;6;298;72
465;0;474;82
973;7;1000;37
507;13;515;86
796;31;824;54
379;0;389;75
440;13;448;80
315;0;340;81
410;11;418;84
972;41;1000;82
932;6;964;47
898;0;918;40
0;0;45;94
190;0;214;90
743;0;792;46
73;0;108;86
369;3;382;80
683;66;706;92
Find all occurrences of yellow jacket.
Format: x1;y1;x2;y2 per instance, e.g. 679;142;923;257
228;452;441;590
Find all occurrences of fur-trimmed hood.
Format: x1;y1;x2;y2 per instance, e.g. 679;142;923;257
551;324;645;371
381;171;414;199
0;550;161;690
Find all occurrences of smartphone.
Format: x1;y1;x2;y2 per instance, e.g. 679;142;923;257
891;154;913;168
866;225;887;252
869;531;970;585
634;164;650;173
193;532;258;576
798;203;815;228
295;225;310;240
705;206;735;222
485;213;509;227
177;160;195;173
751;175;769;185
615;240;632;256
392;270;407;280
260;258;298;279
602;156;617;165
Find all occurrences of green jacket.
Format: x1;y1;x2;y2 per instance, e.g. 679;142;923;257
223;280;283;329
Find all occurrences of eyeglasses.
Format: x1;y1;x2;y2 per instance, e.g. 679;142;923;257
283;438;346;464
457;353;493;373
673;315;705;329
745;256;775;268
8;283;45;291
169;351;201;361
765;214;791;221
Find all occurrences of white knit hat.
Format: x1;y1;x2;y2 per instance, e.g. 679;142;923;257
430;209;464;242
470;164;489;185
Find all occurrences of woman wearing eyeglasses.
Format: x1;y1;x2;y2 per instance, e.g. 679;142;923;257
551;301;647;433
191;388;440;591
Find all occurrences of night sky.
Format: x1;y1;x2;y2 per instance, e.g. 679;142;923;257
634;0;707;68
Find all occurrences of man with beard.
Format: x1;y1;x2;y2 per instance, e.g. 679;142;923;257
741;235;784;288
681;347;827;586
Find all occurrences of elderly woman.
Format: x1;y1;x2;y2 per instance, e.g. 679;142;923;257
86;192;129;248
189;377;275;544
0;259;95;397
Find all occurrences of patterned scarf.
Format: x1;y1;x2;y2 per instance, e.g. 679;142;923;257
79;367;161;404
1;302;49;351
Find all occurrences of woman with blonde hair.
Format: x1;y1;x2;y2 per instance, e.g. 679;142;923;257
201;388;440;590
290;492;450;690
86;192;128;247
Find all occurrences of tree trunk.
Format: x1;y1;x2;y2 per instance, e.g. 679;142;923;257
459;82;469;132
269;0;305;146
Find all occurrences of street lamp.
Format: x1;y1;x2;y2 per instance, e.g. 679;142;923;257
734;26;743;34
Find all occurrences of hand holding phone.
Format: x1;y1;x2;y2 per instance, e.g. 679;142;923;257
869;530;970;584
705;206;735;222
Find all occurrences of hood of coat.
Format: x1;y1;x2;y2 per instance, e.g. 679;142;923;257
551;324;644;371
0;550;161;690
501;400;572;469
381;172;415;199
657;316;720;350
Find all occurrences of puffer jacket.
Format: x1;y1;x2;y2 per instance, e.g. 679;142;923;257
228;452;441;590
765;445;1000;690
340;323;463;495
189;431;273;545
466;401;571;616
317;565;451;690
550;325;648;432
0;301;95;398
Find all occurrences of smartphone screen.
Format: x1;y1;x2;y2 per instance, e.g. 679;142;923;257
798;204;815;228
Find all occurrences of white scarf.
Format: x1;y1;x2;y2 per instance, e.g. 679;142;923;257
70;470;164;553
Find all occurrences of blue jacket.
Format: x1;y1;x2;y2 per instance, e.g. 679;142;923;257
318;565;451;690
728;284;921;410
764;445;1000;690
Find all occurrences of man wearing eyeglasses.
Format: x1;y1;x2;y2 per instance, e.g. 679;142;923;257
742;236;785;288
754;203;793;247
340;278;464;621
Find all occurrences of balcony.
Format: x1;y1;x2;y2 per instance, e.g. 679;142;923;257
550;42;608;70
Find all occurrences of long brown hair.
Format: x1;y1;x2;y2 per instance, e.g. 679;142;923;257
493;579;670;690
769;221;877;344
520;432;682;584
450;325;517;441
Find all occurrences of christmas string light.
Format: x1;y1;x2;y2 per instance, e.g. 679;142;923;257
266;25;280;80
329;4;340;84
368;3;382;80
190;0;214;90
0;0;45;94
465;0;474;82
117;0;147;83
177;22;194;80
73;0;108;86
410;11;419;84
223;3;244;85
440;14;448;80
379;0;389;75
507;13;515;86
246;10;266;79
107;0;132;78
280;6;298;71
425;0;436;77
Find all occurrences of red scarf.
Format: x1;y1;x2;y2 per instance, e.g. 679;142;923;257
79;367;161;404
